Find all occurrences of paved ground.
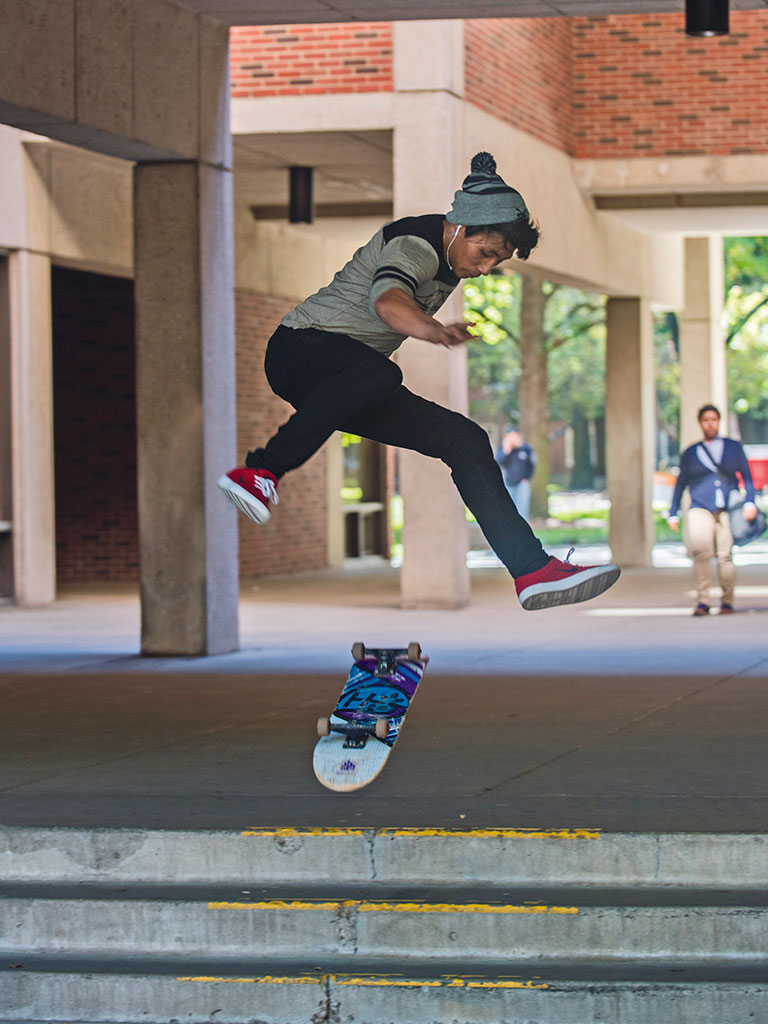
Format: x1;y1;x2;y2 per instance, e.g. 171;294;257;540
0;545;767;833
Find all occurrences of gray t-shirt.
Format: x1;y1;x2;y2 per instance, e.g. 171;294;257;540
281;214;459;357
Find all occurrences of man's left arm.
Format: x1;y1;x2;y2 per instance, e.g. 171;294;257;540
733;441;758;519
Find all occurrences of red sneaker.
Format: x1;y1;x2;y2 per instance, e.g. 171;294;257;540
217;467;279;524
515;548;620;610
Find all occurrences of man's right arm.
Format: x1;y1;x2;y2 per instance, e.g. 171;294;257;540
373;287;473;348
667;453;689;531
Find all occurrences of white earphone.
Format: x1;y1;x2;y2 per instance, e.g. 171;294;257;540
446;224;462;271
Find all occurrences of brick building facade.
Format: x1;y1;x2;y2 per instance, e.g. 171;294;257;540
232;11;768;157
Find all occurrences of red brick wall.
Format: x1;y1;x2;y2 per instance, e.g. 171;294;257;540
572;11;768;157
52;267;140;584
464;18;574;154
235;291;328;576
463;12;768;158
230;23;393;98
52;272;328;584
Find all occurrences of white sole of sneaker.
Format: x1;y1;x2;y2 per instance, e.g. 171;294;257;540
217;475;271;524
519;564;621;611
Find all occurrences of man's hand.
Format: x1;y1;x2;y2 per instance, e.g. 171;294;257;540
744;504;758;522
430;322;475;348
668;516;680;533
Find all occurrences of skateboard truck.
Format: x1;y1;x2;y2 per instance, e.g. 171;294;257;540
351;641;423;677
317;715;389;743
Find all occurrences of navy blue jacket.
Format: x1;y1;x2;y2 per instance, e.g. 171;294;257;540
496;442;536;487
669;438;755;517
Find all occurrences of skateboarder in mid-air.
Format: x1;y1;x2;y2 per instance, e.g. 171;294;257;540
219;152;620;610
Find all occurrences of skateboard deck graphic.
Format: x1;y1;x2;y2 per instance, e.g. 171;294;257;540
313;642;428;792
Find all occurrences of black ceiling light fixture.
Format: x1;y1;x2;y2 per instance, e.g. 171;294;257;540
289;166;314;224
685;0;729;36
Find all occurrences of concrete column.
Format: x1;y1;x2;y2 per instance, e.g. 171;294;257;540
326;434;344;569
605;297;655;567
679;236;727;447
134;161;238;655
393;21;469;609
8;249;56;606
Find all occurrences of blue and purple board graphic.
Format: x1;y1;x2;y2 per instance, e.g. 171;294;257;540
313;645;428;792
335;655;422;746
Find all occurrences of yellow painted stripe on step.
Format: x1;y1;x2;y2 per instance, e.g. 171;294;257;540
177;975;322;985
240;827;600;840
178;974;547;990
241;827;370;837
208;899;578;915
358;901;577;914
335;976;549;990
383;828;600;840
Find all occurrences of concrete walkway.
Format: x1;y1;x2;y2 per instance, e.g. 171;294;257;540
0;546;766;833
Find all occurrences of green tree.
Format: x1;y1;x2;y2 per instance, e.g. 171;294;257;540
654;311;681;464
465;273;606;515
723;237;768;436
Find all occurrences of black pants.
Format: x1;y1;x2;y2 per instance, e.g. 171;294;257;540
247;325;547;578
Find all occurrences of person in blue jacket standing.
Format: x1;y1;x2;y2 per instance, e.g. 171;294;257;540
668;404;757;616
496;428;536;521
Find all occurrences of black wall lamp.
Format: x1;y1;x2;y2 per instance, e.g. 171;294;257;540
289;166;314;223
685;0;729;36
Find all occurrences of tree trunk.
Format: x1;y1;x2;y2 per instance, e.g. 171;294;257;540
518;274;550;520
569;408;594;489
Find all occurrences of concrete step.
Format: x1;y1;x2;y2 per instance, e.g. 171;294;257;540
3;887;768;961
2;962;767;1024
3;826;768;887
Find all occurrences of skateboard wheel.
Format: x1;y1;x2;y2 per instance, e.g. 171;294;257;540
317;716;331;737
351;642;366;662
407;642;422;661
375;718;389;740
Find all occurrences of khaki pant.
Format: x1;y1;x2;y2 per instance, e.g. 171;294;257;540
684;507;735;606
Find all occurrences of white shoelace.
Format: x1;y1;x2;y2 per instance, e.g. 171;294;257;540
253;475;279;505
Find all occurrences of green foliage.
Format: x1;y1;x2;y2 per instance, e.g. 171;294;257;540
725;285;768;419
465;276;521;425
654;311;681;439
725;236;768;292
464;274;606;426
723;238;768;422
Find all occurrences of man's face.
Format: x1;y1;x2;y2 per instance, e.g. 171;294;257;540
699;410;721;440
449;229;515;279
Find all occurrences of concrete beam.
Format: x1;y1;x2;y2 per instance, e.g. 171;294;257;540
0;0;229;166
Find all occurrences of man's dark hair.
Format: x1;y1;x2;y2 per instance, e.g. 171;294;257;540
464;215;541;261
697;403;721;421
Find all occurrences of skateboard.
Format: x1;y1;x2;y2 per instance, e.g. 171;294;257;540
313;642;429;792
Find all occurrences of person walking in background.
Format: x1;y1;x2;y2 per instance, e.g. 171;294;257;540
668;404;757;616
496;428;536;522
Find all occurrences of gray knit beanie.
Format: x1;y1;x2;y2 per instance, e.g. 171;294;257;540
446;152;529;226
